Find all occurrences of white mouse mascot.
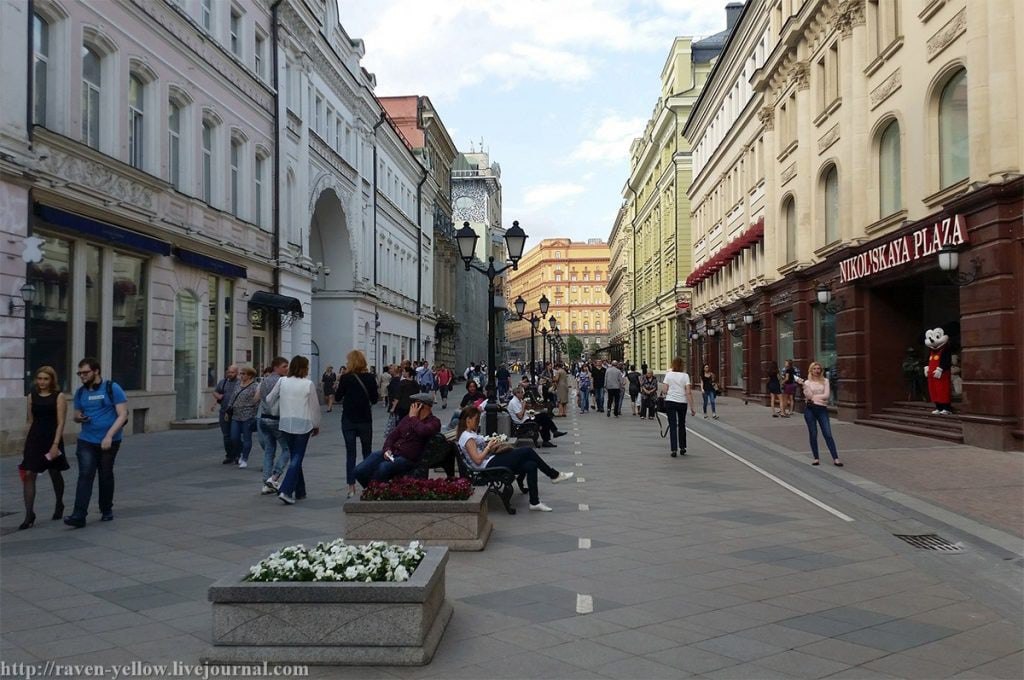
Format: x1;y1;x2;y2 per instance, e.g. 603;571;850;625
923;327;953;415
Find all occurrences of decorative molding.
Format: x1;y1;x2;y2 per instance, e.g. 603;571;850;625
35;143;156;211
757;107;775;131
870;68;902;110
789;61;810;90
926;8;966;62
818;124;840;153
781;163;797;186
770;290;793;308
831;0;866;38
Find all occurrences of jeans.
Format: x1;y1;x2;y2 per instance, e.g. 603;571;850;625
578;387;590;411
278;431;311;498
804;405;839;460
354;451;416;487
259;418;290;482
702;389;717;414
594;386;605;411
218;414;232;458
342;420;373;485
665;401;689;453
230;418;255;462
497;380;510;400
606;389;622;416
71;440;120;520
487;447;558;505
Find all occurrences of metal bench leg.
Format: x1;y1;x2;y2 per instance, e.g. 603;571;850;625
489;480;517;514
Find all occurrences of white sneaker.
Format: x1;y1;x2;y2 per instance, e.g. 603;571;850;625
278;492;295;505
260;485;276;495
931;409;941;414
265;476;281;490
552;472;575;484
238;460;248;468
529;502;553;512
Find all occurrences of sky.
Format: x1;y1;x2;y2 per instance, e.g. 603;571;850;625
338;0;729;247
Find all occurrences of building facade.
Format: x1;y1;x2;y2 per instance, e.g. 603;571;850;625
507;239;611;366
684;0;1023;450
616;12;732;374
1;0;278;449
605;205;632;360
451;149;504;373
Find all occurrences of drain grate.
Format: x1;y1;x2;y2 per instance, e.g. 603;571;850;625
893;534;964;553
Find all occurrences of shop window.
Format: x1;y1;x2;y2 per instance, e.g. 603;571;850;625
813;306;838;405
222;279;234;371
878;120;901;216
81;45;102;149
24;235;72;391
776;311;794;371
111;252;146;390
85;245;101;362
33;13;49;125
939;68;968;188
207;275;218;386
823;165;839;244
730;335;744;389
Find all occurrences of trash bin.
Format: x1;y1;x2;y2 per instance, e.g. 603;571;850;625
496;411;512;439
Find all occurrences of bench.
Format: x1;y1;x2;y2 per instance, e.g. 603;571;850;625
408;432;457;480
448;434;528;515
510;420;540;446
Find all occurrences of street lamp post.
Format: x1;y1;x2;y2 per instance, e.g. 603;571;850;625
456;220;527;434
514;293;549;383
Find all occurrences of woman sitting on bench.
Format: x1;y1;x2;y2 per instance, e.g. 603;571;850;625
456;406;573;512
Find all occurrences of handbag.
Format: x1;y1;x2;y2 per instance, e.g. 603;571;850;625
223;383;253;422
655;396;667;413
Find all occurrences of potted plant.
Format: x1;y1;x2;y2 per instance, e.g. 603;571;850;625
344;477;492;551
207;540;452;666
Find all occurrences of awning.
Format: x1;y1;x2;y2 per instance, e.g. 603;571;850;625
35;204;171;256
175;247;247;279
248;291;303;317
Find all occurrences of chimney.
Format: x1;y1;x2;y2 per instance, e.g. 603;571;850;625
726;2;744;32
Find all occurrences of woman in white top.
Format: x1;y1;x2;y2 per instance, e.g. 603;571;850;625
660;356;695;457
265;355;321;504
456;406;573;512
795;361;842;467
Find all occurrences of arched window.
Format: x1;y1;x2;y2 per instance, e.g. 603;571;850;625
168;100;182;190
202;120;215;204
939;69;968;188
33;13;49;124
784;198;796;262
81;45;102;149
879;120;901;216
824;166;839;244
128;75;145;168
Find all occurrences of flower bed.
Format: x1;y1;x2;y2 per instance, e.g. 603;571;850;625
247;539;425;583
360;477;472;501
207;546;452;666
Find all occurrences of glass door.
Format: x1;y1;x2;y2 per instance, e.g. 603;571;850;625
174;291;199;419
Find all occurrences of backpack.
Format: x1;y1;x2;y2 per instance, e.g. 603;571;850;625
75;379;118;409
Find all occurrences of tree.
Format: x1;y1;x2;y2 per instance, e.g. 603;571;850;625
566;334;584;361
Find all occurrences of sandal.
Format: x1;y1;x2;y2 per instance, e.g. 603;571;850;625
811;460;820;466
833;461;844;467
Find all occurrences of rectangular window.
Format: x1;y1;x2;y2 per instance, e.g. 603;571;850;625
326;106;334;144
202;122;213;204
254;155;264;227
168;103;181;190
24;234;72;391
33;13;48;125
254;32;265;78
111;252;145;390
230;10;241;57
230;140;240;217
315;95;323;136
82;46;102;149
201;0;212;31
827;42;839;104
128;76;145;169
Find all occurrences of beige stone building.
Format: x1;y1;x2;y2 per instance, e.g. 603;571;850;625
605;205;632;361
506;239;610;365
684;0;1023;450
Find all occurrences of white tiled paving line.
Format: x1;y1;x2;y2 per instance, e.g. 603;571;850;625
570;408;593;616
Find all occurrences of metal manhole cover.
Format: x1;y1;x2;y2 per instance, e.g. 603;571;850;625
894;534;964;553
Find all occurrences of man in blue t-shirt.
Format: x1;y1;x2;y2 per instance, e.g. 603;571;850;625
64;357;128;528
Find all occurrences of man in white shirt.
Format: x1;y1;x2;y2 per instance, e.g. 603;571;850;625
507;387;566;448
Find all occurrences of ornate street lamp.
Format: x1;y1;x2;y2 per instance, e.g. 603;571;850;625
938;243;981;286
457;221;528;433
514;294;549;383
815;282;846;314
8;281;37;315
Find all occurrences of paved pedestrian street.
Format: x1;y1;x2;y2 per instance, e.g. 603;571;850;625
1;390;1022;679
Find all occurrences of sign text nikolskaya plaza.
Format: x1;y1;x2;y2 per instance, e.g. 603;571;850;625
839;214;967;284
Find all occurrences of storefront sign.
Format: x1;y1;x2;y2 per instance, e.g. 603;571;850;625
839;214;967;284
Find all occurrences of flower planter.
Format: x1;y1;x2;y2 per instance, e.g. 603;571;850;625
206;547;452;666
343;492;492;551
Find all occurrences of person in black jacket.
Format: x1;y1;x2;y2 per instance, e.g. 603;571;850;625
335;350;379;498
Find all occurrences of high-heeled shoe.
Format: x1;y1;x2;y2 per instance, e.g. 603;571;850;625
18;512;36;530
52;503;64;521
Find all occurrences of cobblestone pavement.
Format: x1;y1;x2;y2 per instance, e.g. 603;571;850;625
1;386;1022;679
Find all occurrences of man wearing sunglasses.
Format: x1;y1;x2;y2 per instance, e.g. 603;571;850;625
64;358;128;528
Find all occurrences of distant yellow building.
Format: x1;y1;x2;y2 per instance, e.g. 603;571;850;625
506;239;611;364
609;8;732;372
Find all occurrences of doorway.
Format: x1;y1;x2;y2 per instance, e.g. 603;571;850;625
174;291;199;419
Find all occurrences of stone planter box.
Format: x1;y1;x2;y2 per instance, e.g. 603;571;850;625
206;547;452;666
343;492;493;551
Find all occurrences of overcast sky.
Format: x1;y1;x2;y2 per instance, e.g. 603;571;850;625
339;1;729;246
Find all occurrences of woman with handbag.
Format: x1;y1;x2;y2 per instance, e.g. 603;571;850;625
228;367;261;468
639;370;658;419
456;406;573;512
701;364;719;419
660;357;695;457
265;355;321;504
335;350;379;498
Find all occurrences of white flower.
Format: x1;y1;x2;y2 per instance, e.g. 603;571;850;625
394;565;409;581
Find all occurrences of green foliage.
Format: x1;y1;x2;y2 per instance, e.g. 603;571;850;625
566;335;584;361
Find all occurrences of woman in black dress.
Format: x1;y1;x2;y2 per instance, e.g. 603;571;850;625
321;366;337;412
335;350;379;498
19;366;70;530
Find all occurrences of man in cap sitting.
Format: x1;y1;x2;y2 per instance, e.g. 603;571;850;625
354;393;442;485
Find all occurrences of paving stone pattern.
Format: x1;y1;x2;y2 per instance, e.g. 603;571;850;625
1;386;1022;679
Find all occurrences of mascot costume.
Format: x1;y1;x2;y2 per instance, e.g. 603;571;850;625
924;327;953;414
